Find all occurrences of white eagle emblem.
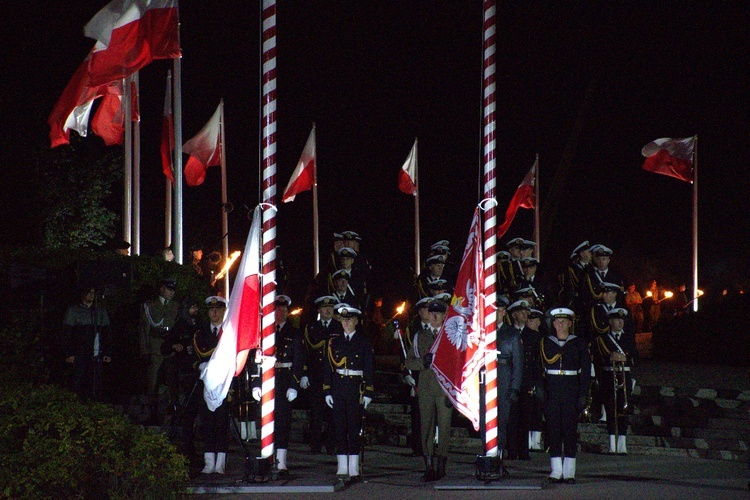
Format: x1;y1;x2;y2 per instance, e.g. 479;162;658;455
444;279;480;352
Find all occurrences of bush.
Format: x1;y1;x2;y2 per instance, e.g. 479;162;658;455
0;384;188;499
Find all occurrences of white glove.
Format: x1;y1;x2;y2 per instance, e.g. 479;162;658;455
325;395;334;408
363;396;372;409
286;388;298;402
300;376;310;389
404;375;416;387
252;387;262;401
198;362;207;371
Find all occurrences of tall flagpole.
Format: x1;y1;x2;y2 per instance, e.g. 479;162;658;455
123;76;133;253
260;0;278;462
164;72;173;249
132;74;141;255
533;153;540;261
414;138;421;273
219;100;230;298
312;123;320;276
481;0;499;459
692;136;699;312
172;11;184;264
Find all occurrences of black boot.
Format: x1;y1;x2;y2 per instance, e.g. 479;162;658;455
421;456;435;482
436;456;447;479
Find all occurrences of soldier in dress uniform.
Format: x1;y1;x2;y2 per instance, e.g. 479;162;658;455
334;247;368;302
193;296;229;474
497;300;524;463
501;237;526;292
539;308;591;484
341;231;372;310
324;306;374;484
330;269;359;310
405;300;452;481
517;257;550;311
139;277;180;423
580;245;625;311
596;308;639;455
302;295;343;454
402;296;432;457
556;241;591;313
415;254;449;300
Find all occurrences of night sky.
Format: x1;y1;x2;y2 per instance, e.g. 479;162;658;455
2;2;748;306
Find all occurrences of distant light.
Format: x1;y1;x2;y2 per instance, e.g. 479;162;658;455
646;290;653;297
696;289;704;296
289;307;302;316
722;289;728;296
663;291;674;299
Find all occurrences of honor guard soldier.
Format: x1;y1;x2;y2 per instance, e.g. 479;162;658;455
405;300;452;481
580;245;625;310
139;277;180;423
416;254;449;300
341;231;372;310
329;269;360;311
402;296;432;457
518;257;549;310
334;247;368;302
324;306;374;484
556;241;591;314
539;308;591;484
596;308;639;454
501;237;526;291
497;300;524;462
194;296;230;474
302;296;343;454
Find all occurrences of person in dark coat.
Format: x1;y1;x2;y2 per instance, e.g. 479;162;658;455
539;307;591;484
63;286;112;400
512;308;545;457
501;300;526;461
324;305;374;484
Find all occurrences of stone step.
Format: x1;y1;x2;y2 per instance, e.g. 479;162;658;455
579;430;748;453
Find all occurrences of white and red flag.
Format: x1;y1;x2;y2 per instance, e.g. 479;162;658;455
202;206;262;411
282;126;316;202
182;102;222;187
398;139;418;195
497;158;536;239
641;136;695;183
84;0;181;86
430;208;487;430
48;53;124;148
160;72;174;182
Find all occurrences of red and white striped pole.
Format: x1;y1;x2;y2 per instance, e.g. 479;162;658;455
481;0;499;458
260;0;278;461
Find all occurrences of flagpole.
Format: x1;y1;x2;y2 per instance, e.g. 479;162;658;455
259;0;278;463
172;36;184;264
164;70;173;250
533;153;540;261
312;123;320;276
414;138;421;273
219;100;230;298
132;73;141;256
123;76;133;253
692;136;699;312
480;0;499;460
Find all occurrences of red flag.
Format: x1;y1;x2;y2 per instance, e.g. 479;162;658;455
430;208;486;430
497;159;536;239
398;139;418;195
282;126;316;202
160;72;174;182
202;206;262;411
91;93;124;146
641;137;695;183
48;52;123;147
182;102;222;187
84;0;181;86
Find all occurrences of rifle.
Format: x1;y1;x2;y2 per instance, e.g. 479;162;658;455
394;320;416;397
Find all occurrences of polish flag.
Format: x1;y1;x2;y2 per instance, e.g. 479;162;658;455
84;0;181;86
90;93;124;146
398;138;418;195
497;158;536;239
641;137;695;183
202;206;262;411
160;72;174;182
182;102;222;187
48;52;123;148
282;126;316;202
430;207;486;430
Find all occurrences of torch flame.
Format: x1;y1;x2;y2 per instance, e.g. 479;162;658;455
396;302;406;315
211;250;242;285
696;289;704;296
646;290;653;297
663;291;674;299
289;307;302;316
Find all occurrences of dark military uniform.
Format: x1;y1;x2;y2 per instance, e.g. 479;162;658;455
139;295;180;396
193;322;230;455
509;324;543;459
323;328;375;455
274;321;305;449
496;323;523;458
303;317;343;453
580;265;626;311
63;299;112;399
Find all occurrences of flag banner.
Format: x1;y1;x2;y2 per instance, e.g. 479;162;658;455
641;136;695;183
48;53;123;147
282;126;316;202
497;159;536;239
160;72;174;182
430;207;486;430
182;102;222;187
202;206;262;411
84;0;181;86
398;139;417;195
91;93;124;146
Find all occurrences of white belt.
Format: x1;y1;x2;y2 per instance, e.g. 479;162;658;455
545;369;580;376
336;368;363;377
275;362;293;369
603;366;631;372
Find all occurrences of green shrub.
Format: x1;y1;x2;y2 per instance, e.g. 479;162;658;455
0;384;188;499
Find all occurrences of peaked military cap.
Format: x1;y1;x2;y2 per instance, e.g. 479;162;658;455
275;294;292;306
608;307;628;319
315;295;337;308
428;300;448;313
332;269;351;281
528;308;545;319
549;307;575;319
338;305;362;318
337;247;358;258
600;282;622;293
426;254;446;265
507;299;530;313
205;296;228;308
